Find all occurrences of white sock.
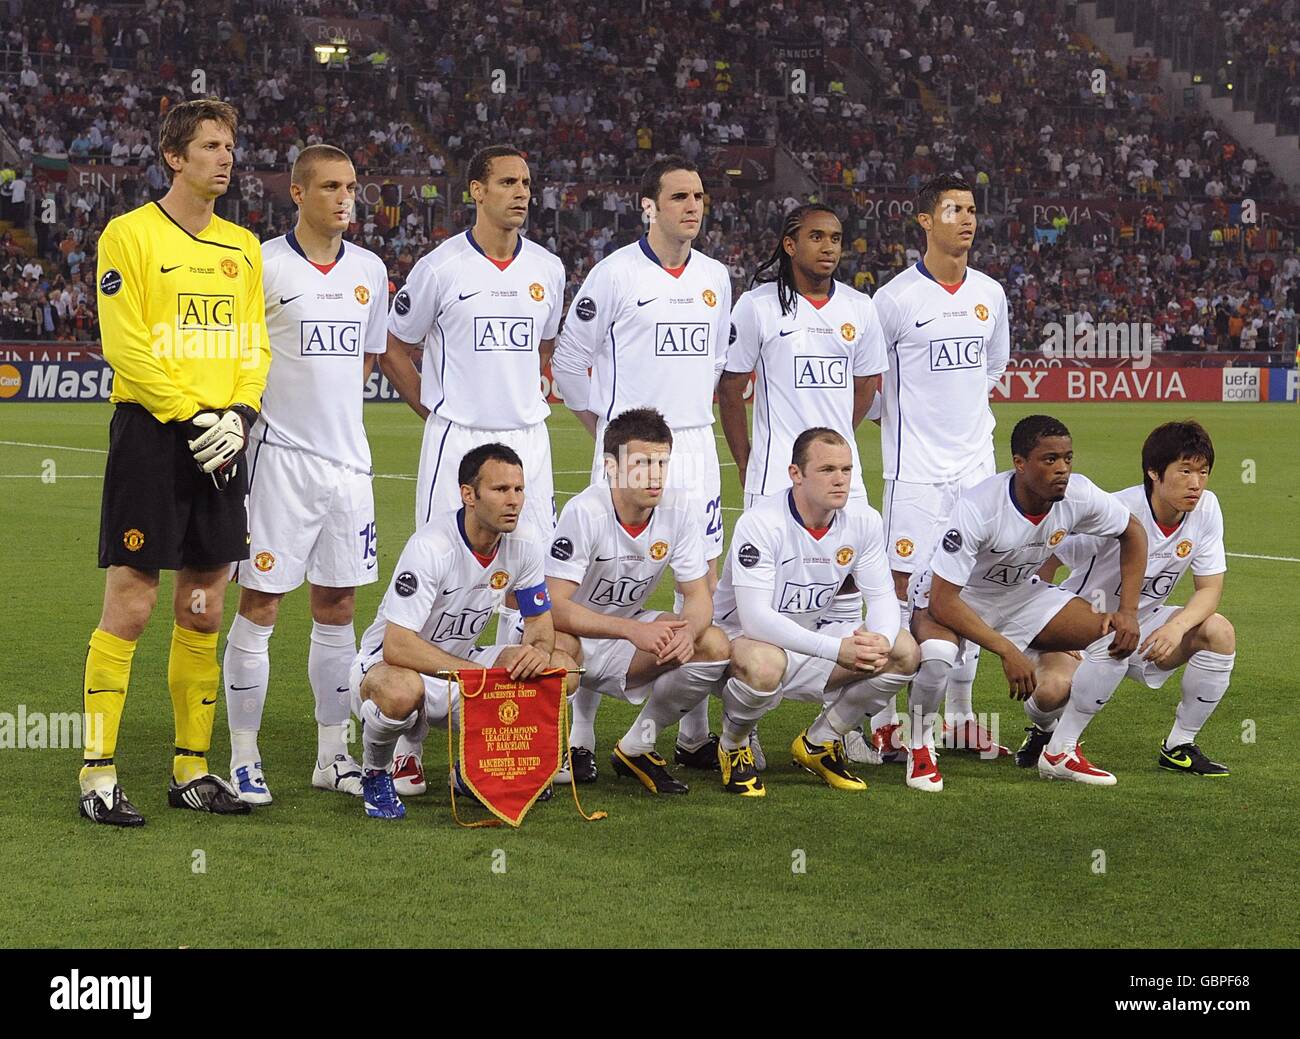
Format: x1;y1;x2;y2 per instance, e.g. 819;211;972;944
908;640;958;749
1167;650;1234;748
309;620;355;762
224;613;274;766
944;646;979;722
623;659;728;756
719;676;779;750
677;699;712;751
360;699;417;772
494;605;524;646
1046;650;1124;755
808;670;911;745
864;599;909;734
1024;694;1062;732
568;686;600;751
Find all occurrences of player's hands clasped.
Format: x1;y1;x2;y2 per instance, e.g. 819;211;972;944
1106;608;1141;659
631;618;690;664
505;644;551;681
187;407;253;474
1001;647;1037;700
838;630;889;674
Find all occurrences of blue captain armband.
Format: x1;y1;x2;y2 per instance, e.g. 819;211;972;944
516;582;551;617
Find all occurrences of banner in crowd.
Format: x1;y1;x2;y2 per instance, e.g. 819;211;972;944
297;16;390;48
1;360;1295;404
770;40;825;76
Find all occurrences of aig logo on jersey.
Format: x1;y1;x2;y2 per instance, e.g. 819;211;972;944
474;316;534;352
433;607;493;642
794;355;847;389
590;575;653;608
779;581;838;614
655;322;709;356
1141;571;1180;599
301;320;361;356
178;294;234;330
982;562;1039;586
929;337;984;371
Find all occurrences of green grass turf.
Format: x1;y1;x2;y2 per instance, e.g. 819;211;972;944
0;401;1296;948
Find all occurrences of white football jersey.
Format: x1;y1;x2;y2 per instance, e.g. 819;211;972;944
358;506;548;660
545;483;707;619
554;237;732;429
714;490;894;639
874;261;1010;482
929;471;1130;603
254;233;389;472
727;280;887;497
1056;485;1226;615
388;230;564;428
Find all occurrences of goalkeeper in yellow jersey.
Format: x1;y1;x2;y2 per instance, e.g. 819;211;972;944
79;98;271;825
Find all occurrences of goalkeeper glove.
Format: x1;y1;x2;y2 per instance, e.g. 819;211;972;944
186;404;258;474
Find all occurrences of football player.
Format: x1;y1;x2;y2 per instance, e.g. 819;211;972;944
222;144;394;805
349;444;573;819
1036;421;1234;777
906;415;1147;791
712;428;918;797
546;408;730;794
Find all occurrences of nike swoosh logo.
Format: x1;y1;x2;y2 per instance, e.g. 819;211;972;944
441;588;462;595
335;686;350;694
86;688;116;695
366;561;376;570
160;264;183;273
200;696;217;705
279;294;303;306
230;684;259;692
1095;699;1107;706
778;329;797;337
915;317;937;328
458;291;481;301
1195;696;1217;704
781;557;797;565
1164;753;1192;767
595;555;614;562
637;298;657;307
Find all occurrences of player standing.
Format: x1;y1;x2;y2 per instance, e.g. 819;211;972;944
381;144;566;795
220;144;397;805
1036;421;1235;777
863;173;1011;762
906;415;1146;790
349;445;573;818
79;99;269;824
711;429;918;796
551;156;732;773
546;408;731;793
718;202;888;767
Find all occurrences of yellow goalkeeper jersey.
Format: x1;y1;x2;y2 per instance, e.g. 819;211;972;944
95;201;271;423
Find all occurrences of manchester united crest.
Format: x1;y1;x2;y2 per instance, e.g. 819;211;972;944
895;537;914;559
489;570;510;590
498;700;520;725
122;528;145;552
974;303;989;321
841;322;856;341
1175;539;1193;558
836;546;854;566
220;257;239;279
650;540;669;561
354;285;371;305
529;282;545;302
254;551;276;572
1048;528;1067;547
702;289;717;307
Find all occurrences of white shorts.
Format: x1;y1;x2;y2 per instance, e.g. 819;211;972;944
774;621;858;704
1094;603;1180;689
238;441;377;592
911;572;1076;656
883;453;996;573
578;611;665;705
592;420;723;560
416;414;555;542
349;643;507;723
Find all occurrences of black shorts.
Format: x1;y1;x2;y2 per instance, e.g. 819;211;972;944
98;403;250;570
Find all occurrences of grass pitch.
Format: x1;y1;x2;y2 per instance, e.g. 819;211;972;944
0;401;1296;947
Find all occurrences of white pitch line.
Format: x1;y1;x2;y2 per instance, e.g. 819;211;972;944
0;439;107;454
1226;551;1300;563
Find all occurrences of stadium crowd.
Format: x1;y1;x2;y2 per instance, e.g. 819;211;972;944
0;0;1296;354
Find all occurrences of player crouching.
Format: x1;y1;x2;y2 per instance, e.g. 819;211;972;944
908;415;1147;790
712;429;918;796
348;445;575;819
546;409;730;795
1039;421;1235;777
